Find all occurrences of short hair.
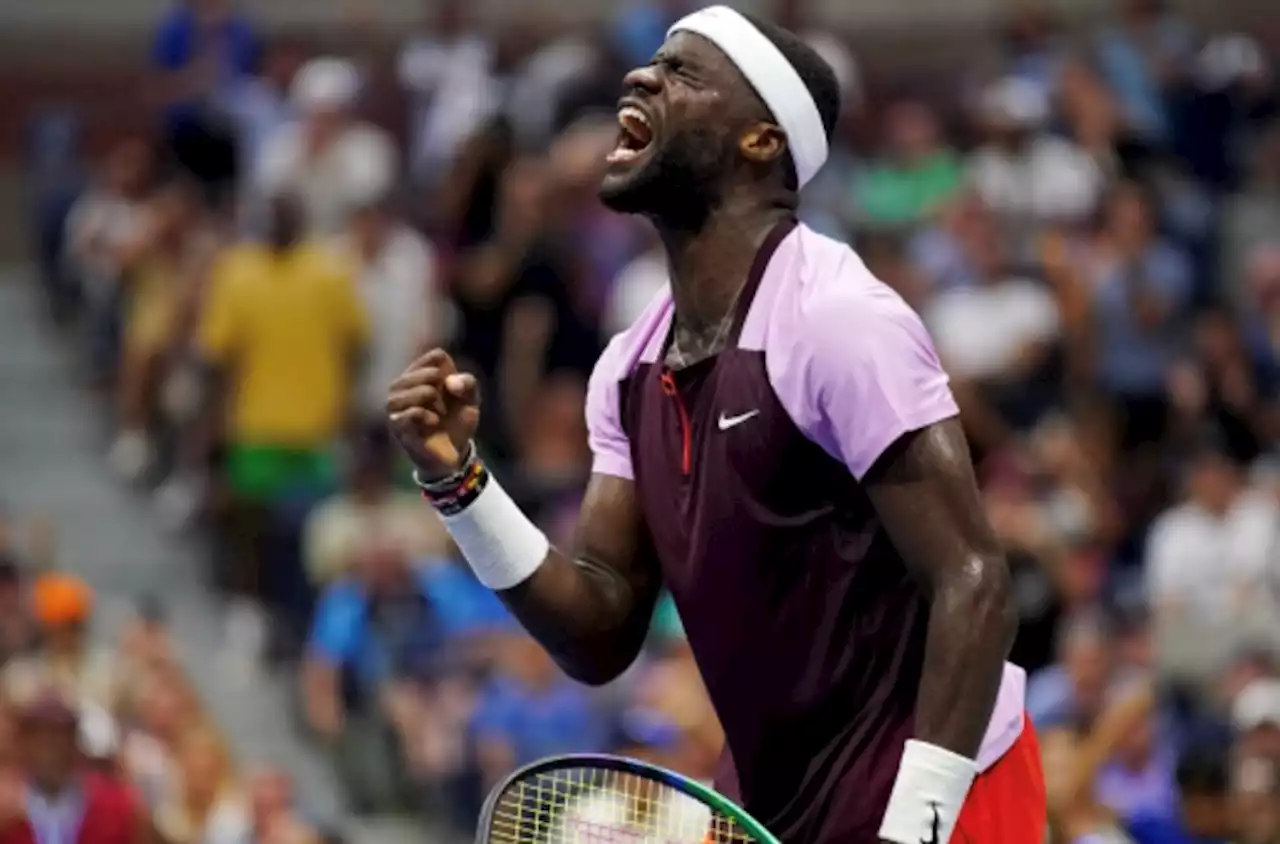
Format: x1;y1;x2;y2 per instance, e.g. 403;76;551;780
739;13;842;189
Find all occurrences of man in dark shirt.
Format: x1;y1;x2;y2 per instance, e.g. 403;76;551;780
389;6;1044;842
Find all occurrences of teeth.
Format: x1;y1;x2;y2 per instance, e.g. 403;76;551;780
618;106;650;128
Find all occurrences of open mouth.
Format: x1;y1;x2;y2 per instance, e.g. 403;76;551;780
606;105;654;165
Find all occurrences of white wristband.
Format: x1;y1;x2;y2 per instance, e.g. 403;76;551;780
438;475;549;591
877;740;977;844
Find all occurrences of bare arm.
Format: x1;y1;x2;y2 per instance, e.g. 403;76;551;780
387;349;662;686
299;657;345;741
499;473;661;684
864;419;1017;759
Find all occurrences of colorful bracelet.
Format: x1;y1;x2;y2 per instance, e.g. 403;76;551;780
414;442;491;517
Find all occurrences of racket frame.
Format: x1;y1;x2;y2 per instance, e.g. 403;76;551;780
475;753;781;844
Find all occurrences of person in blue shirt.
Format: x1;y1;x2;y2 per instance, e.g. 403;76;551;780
150;0;259;205
304;544;517;810
1126;744;1232;844
471;634;609;790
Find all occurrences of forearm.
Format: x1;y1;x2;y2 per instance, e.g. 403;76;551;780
428;462;658;686
499;552;653;685
913;555;1017;757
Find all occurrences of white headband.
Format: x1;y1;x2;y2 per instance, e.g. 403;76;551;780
668;5;829;189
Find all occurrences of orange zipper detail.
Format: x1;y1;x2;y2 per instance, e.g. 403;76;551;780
660;370;692;475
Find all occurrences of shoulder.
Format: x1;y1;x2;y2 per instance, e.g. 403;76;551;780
757;225;956;475
781;226;936;359
590;286;672;388
211;244;264;284
1146;504;1200;549
317;578;367;615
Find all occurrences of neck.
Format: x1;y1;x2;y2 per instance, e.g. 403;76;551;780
656;200;791;332
31;776;76;799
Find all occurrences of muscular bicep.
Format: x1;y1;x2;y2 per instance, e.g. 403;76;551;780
863;418;1002;594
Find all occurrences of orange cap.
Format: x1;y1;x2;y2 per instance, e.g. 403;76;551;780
31;573;93;628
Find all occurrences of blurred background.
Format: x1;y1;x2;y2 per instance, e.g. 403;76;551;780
0;0;1278;842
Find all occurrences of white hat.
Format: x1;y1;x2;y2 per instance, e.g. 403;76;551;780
981;76;1050;129
1197;34;1266;91
1233;678;1280;732
291;57;361;111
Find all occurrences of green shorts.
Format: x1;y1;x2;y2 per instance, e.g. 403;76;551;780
224;443;337;502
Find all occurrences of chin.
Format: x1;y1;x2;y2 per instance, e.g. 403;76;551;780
598;157;664;215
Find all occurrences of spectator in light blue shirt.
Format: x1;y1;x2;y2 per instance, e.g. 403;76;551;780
1027;608;1116;730
1087;182;1193;439
1095;0;1195;144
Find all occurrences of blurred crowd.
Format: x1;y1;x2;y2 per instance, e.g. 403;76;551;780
12;0;1280;841
0;510;336;844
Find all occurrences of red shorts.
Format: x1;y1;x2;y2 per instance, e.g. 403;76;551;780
953;719;1047;843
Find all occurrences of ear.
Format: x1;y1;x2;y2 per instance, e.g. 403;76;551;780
738;122;787;166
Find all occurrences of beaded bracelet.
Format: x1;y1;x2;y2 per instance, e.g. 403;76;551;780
413;441;491;516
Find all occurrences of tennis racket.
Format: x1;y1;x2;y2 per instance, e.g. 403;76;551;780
476;753;781;844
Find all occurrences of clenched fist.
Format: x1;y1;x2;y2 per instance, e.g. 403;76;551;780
387;349;481;481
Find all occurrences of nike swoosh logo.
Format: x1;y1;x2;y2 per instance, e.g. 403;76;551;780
922;803;941;844
717;410;760;431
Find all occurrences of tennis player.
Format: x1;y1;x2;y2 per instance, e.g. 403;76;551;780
388;6;1045;842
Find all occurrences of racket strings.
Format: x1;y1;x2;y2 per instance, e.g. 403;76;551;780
487;766;757;843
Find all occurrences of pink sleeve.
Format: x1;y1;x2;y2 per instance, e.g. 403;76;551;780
774;286;959;480
585;334;634;480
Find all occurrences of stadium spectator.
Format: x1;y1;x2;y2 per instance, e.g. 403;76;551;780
854;99;963;229
153;724;249;844
1094;0;1195;146
0;561;34;668
471;634;608;791
256;58;397;239
108;177;220;484
149;0;259;208
923;208;1061;427
967;75;1106;231
221;37;306;205
397;0;499;190
303;428;444;588
120;670;204;813
1145;438;1279;626
337;192;442;431
301;530;444;811
452;154;601;453
1027;608;1120;731
197;193;368;660
4;575;119;714
1087;180;1195;446
622;631;721;782
63;137;157;386
0;693;143;844
1125;743;1235;844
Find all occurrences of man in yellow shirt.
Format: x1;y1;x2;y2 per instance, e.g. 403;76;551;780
198;194;369;659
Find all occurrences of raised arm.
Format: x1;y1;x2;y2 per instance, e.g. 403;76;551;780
387;349;661;685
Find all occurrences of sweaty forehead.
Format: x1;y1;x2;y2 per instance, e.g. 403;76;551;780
659;31;756;103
